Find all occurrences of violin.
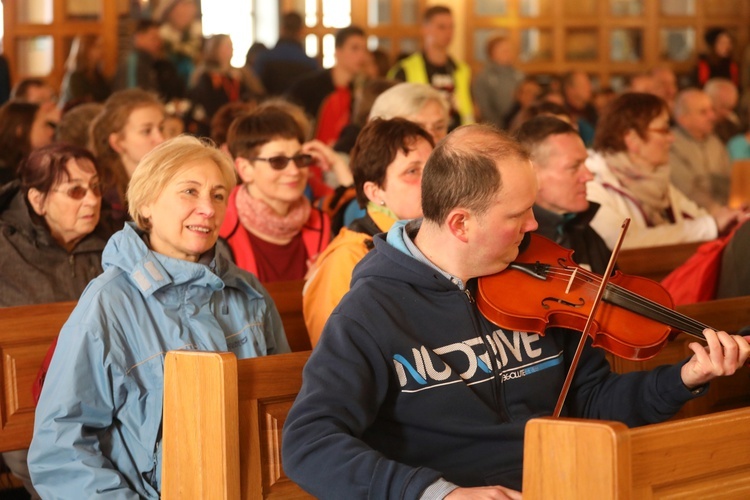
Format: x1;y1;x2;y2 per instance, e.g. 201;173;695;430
476;232;713;362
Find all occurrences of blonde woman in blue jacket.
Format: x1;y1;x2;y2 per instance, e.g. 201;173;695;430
29;136;289;499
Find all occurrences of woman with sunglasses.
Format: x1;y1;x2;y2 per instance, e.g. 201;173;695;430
222;107;332;282
0;143;111;499
586;92;744;249
29;136;288;498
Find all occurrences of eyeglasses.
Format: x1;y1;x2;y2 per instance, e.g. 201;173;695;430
250;154;314;170
52;182;102;200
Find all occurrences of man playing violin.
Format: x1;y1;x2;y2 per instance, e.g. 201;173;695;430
516;115;612;275
282;124;750;500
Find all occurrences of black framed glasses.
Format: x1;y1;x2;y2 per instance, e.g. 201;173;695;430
250;154;314;170
52;182;102;200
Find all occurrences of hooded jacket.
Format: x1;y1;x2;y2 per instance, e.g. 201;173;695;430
283;221;703;499
29;223;289;499
0;181;110;306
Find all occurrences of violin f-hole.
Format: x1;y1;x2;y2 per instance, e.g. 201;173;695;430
541;297;585;310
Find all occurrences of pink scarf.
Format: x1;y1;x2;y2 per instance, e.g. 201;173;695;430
235;186;311;242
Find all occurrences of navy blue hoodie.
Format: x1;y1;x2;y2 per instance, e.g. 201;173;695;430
283;222;702;498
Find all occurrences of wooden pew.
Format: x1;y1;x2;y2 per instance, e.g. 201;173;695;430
607;295;750;419
616;241;702;282
0;279;305;457
729;159;750;209
0;301;75;453
523;407;750;499
162;350;312;499
263;279;310;352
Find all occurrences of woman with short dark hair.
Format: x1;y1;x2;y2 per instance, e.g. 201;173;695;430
587;92;743;249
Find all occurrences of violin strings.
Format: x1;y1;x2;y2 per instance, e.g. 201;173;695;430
536;265;710;339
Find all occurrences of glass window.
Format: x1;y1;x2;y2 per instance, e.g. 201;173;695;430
367;36;391;53
610;29;642;62
66;0;102;20
474;0;508;16
520;0;553;17
305;34;319;58
322;0;351;28
368;0;391;26
305;0;317;27
565;29;598;61
660;0;695;16
474;29;509;63
401;0;419;25
564;0;596;17
201;0;254;67
611;0;643;16
660;27;694;61
17;37;54;77
322;33;336;68
521;29;553;62
17;0;54;24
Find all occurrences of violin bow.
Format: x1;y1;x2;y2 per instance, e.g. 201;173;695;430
552;218;631;418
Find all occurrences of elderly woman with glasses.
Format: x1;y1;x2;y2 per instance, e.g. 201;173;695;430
221;107;333;282
0;143;111;499
586;92;745;249
29;136;289;498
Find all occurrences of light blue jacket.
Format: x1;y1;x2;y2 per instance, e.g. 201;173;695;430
29;223;289;499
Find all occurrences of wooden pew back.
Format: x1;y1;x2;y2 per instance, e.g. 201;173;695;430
607;295;750;419
523;407;750;499
0;301;75;453
263;280;310;352
616;241;702;282
729;159;750;209
162;350;312;499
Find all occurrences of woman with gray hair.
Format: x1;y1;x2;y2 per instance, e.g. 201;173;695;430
29;135;289;499
369;82;450;143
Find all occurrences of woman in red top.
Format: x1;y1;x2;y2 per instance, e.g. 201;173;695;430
220;107;333;281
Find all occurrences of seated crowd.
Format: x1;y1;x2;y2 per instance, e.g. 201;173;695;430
0;2;749;499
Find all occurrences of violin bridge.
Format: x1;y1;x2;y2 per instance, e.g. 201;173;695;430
565;267;578;294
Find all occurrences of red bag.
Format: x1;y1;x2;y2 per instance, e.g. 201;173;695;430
661;223;744;306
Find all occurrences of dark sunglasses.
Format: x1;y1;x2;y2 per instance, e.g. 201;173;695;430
52;182;102;200
250;154;314;170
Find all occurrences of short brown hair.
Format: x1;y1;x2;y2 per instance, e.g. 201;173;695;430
593;92;668;154
422;124;529;225
423;5;451;23
350;118;434;208
515;116;578;164
227;107;304;160
210;101;257;146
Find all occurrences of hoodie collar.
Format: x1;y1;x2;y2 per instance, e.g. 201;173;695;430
386;219;466;290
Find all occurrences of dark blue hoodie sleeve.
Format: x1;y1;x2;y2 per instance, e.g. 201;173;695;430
564;331;705;425
282;314;443;499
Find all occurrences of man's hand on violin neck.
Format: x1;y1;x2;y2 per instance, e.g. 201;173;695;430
680;329;750;389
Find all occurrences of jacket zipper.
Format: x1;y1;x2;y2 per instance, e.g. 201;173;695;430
463;287;508;422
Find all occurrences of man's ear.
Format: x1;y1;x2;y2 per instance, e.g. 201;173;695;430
445;208;470;243
235;157;254;184
27;188;46;216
